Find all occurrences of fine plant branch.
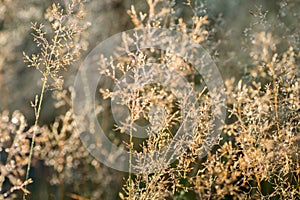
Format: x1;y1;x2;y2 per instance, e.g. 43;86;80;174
23;73;48;200
24;14;61;192
4;179;33;199
21;1;88;199
272;72;280;135
128;123;134;199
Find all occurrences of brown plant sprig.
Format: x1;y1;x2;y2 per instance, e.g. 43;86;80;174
115;1;300;199
96;0;217;199
22;1;88;199
193;31;299;199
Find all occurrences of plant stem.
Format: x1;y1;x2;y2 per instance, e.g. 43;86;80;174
273;79;280;134
128;124;133;199
23;77;47;200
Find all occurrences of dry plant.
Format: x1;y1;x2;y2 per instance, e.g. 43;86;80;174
1;0;121;199
0;0;299;199
96;0;223;199
196;32;300;199
109;1;300;199
22;0;88;199
20;1;120;199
